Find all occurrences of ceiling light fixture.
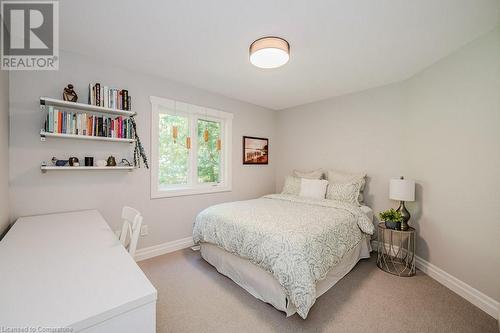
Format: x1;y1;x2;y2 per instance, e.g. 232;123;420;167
249;37;290;69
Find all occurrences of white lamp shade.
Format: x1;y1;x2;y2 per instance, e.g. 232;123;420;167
389;178;415;202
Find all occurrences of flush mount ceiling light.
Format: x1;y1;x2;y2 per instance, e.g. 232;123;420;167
249;37;290;69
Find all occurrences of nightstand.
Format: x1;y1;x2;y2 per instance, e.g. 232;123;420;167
376;222;416;277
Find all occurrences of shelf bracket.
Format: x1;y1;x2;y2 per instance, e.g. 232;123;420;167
40;129;46;142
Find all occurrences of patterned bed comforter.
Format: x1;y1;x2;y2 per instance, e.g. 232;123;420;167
192;194;374;319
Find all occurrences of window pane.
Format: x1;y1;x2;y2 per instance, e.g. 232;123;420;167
197;119;221;183
158;113;189;186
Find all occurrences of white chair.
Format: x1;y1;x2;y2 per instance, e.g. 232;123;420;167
119;206;143;258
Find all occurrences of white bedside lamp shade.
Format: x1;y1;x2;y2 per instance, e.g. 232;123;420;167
390;178;415;202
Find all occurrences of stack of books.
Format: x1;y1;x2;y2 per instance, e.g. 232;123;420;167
88;83;131;110
44;106;134;139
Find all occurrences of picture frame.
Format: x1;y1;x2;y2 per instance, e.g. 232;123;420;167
242;136;269;165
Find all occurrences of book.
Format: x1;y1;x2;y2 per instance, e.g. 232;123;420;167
122;90;129;110
88;84;94;105
48;106;54;132
95;83;101;107
104;86;109;108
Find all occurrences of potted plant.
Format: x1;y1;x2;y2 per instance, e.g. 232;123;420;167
379;208;403;230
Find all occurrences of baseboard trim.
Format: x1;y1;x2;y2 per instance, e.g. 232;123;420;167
372;240;499;319
135;236;194;262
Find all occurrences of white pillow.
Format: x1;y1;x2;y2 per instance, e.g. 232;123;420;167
281;176;301;195
299;178;328;199
293;169;323;179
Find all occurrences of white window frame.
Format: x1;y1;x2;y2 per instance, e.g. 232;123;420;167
150;96;233;198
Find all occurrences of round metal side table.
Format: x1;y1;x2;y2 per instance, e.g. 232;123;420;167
376;223;416;277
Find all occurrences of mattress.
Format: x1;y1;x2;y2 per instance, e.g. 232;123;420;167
199;205;374;317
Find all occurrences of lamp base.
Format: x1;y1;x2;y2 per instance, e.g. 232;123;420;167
397;201;411;231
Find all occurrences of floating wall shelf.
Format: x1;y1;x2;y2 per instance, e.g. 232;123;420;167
41;166;135;173
40;97;136;117
40;130;136;143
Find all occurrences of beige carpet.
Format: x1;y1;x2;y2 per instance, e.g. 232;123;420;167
139;249;498;333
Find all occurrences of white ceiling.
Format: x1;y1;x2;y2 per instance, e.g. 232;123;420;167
59;0;500;110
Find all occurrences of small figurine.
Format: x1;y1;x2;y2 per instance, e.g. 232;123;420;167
119;158;132;166
63;84;78;102
68;157;79;166
107;155;117;166
52;157;68;167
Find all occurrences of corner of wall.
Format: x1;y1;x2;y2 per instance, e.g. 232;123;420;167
0;69;10;237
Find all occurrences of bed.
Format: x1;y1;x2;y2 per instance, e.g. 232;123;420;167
193;193;375;319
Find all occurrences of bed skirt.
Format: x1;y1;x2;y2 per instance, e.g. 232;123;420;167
200;234;372;317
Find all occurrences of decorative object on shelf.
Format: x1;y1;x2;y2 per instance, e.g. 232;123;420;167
377;223;416;277
119;158;132;167
96;160;107;167
390;176;416;231
73;162;80;167
63;84;78;102
130;117;149;169
84;157;94;167
68;157;79;166
243;136;268;165
379;208;403;230
106;155;117;167
51;157;68;167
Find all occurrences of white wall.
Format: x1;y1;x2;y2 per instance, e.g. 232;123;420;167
275;81;408;226
405;27;500;301
8;51;276;248
0;70;9;237
276;27;500;302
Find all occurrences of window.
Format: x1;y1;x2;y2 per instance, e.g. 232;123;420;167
150;96;232;198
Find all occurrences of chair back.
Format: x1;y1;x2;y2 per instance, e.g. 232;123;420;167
119;206;143;257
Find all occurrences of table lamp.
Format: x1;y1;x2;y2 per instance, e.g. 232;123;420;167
389;176;415;231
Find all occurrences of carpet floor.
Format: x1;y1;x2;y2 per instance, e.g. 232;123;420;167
139;249;498;333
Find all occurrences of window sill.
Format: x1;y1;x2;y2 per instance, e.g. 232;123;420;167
151;185;232;199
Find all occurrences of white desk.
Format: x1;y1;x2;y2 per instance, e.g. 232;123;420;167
0;210;157;332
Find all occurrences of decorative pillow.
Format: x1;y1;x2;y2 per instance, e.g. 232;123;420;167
281;176;301;195
326;181;363;205
327;170;366;189
299;178;328;199
327;169;366;203
293;169;323;179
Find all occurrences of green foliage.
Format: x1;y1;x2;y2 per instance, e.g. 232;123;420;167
379;208;403;223
197;119;221;183
158;114;189;186
158;115;221;186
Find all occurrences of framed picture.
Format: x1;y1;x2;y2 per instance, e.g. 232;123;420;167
243;136;269;165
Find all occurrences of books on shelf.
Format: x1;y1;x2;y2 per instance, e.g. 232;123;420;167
88;83;131;111
44;106;134;139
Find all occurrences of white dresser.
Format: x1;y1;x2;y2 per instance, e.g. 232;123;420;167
0;210;157;332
